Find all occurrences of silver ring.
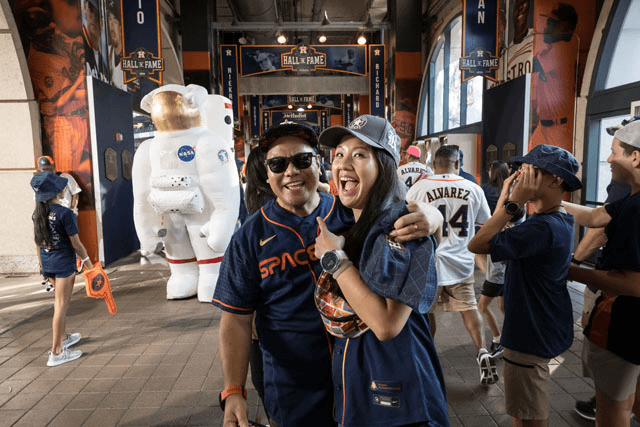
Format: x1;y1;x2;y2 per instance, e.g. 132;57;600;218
414;224;418;232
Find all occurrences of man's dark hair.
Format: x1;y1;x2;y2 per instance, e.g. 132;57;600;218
433;146;459;165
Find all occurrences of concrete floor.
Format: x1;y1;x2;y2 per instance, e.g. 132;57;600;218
0;254;636;426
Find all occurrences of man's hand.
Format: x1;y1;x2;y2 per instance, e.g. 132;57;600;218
390;200;443;243
222;394;249;427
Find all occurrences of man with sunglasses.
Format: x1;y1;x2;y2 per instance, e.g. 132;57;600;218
213;121;442;427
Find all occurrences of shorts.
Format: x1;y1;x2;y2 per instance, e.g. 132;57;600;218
503;348;551;420
42;270;76;279
480;280;504;298
585;339;640;401
431;281;477;313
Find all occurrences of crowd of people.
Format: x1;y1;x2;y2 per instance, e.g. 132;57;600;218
29;114;640;426
212;116;640;427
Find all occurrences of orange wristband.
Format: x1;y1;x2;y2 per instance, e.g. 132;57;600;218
219;385;246;411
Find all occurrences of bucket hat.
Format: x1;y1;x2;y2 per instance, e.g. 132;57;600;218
31;171;68;202
510;144;581;192
319;115;401;165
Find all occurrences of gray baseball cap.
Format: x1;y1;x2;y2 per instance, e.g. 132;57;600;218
614;120;640;148
319;115;401;165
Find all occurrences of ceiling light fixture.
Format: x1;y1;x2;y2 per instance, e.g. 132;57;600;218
307;104;313;109
357;35;367;45
277;33;287;44
287;104;293;109
318;34;327;43
321;11;331;26
297;107;305;112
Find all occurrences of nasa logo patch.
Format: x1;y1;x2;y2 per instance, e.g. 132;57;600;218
218;149;230;164
177;145;196;162
92;274;105;292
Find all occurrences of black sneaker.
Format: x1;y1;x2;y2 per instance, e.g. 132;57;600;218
490;341;504;358
575;396;596;421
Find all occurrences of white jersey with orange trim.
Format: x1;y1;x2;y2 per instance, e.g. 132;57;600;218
396;161;430;188
406;173;490;285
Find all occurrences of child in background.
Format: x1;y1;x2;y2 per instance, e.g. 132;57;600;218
469;144;581;426
31;172;93;366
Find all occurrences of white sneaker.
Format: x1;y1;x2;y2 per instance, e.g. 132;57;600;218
477;349;499;385
62;333;81;349
47;349;82;366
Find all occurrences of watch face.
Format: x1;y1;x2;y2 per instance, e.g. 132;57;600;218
505;202;519;215
322;251;340;272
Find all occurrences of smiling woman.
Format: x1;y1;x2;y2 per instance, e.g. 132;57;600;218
314;115;448;427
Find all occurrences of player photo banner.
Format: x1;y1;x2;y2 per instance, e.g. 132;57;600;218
262;111;271;134
369;44;385;117
121;0;163;84
250;96;260;138
220;45;240;126
460;0;499;82
240;45;366;77
343;95;354;125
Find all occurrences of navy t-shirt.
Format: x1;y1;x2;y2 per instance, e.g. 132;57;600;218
481;184;500;214
213;193;354;426
584;193;640;364
491;211;574;359
39;204;78;274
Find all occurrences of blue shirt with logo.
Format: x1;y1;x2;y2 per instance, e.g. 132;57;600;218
213;193;354;426
490;211;574;359
39;203;78;274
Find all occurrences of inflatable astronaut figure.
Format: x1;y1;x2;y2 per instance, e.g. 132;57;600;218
132;84;240;302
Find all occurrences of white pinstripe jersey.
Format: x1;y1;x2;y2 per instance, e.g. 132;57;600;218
406;174;491;285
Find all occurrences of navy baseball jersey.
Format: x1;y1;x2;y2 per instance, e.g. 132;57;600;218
213;192;354;426
332;202;448;427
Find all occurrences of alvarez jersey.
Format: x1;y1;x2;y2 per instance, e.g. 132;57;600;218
407;173;490;285
397;161;430;188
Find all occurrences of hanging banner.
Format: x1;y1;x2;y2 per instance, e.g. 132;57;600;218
121;0;163;85
271;110;319;126
262;94;342;110
369;44;385;117
262;111;271;133
343;95;354;125
220;44;240;127
250;96;260;138
460;0;499;82
321;110;328;131
240;45;367;77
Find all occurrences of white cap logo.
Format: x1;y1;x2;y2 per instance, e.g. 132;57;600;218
387;130;400;152
349;116;367;130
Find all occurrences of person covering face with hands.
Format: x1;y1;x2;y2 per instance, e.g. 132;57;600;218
468;144;580;427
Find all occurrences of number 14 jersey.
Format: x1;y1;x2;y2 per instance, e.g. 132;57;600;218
407;174;491;285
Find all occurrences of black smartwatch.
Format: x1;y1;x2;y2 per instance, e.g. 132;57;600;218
320;250;348;274
504;200;522;216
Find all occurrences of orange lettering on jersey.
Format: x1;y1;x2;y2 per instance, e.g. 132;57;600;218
259;257;281;279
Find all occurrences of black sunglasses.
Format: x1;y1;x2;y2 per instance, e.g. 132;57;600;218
265;152;315;173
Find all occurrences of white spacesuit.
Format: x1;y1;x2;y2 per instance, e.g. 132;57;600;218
132;84;240;302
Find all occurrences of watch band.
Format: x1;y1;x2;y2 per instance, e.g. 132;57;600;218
219;384;246;411
332;260;353;279
571;257;583;266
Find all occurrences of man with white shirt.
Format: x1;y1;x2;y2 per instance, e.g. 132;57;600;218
406;145;496;385
37;156;81;215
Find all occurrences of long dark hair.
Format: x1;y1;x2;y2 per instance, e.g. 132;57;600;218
32;202;53;247
244;148;275;215
343;148;405;260
489;160;510;192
